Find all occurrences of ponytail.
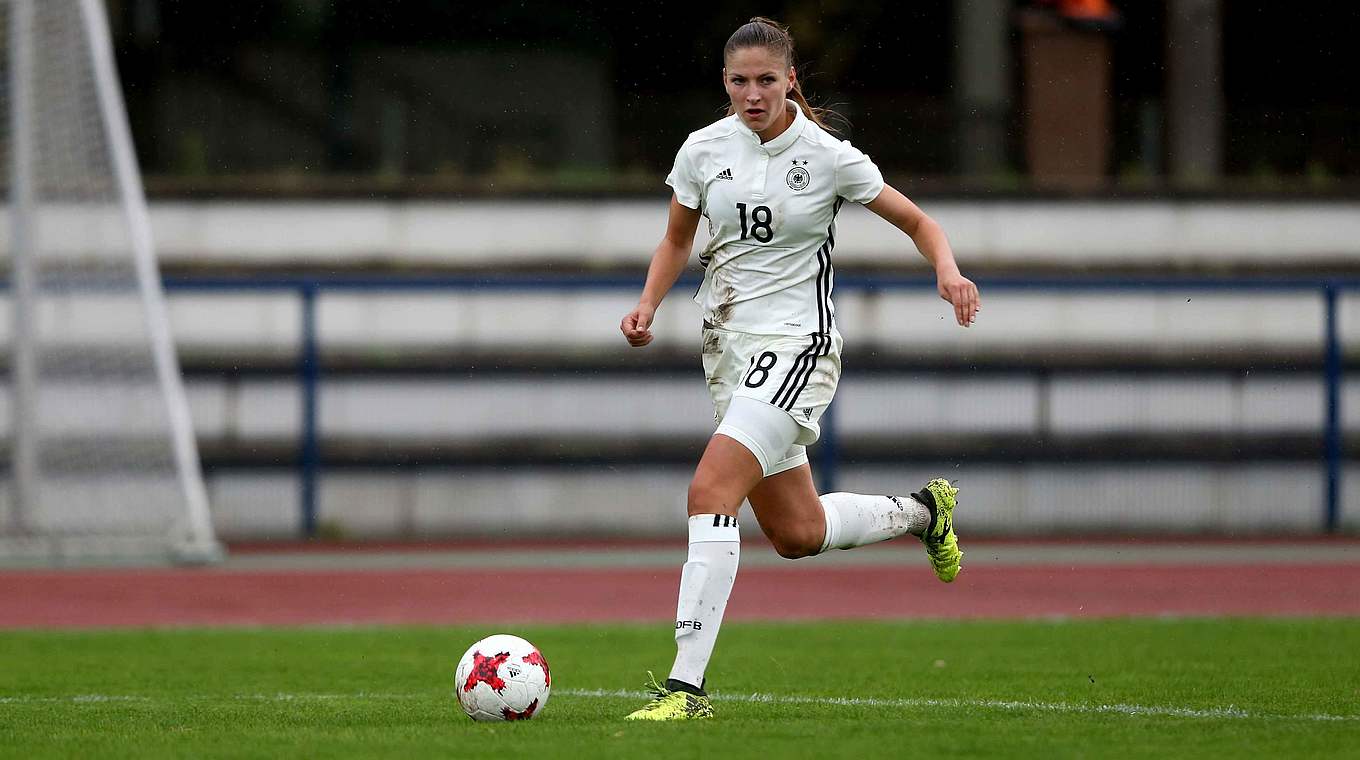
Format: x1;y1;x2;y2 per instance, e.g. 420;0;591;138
723;17;842;133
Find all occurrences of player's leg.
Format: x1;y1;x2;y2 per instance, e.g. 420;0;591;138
749;457;963;582
747;461;926;555
626;399;794;721
668;432;762;689
671;399;799;682
754;327;963;580
746;461;824;558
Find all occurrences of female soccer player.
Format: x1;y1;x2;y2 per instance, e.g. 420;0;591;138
619;17;981;721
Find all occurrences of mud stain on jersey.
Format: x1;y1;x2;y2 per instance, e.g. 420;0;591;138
711;282;738;327
702;330;722;355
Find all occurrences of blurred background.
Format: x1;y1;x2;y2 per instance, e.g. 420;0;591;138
9;0;1360;547
116;0;1358;196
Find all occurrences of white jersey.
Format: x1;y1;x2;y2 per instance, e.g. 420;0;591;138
666;101;884;336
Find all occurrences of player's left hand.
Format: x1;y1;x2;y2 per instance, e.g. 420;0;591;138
938;272;980;327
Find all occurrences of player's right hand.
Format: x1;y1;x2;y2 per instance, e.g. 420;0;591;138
621;303;655;347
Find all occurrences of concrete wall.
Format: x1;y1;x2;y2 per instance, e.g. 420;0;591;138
202;463;1358;541
146;199;1360;267
0;289;1352;358
3;199;1359;267
4;370;1349;447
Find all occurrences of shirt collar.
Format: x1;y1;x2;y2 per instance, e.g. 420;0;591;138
736;99;807;156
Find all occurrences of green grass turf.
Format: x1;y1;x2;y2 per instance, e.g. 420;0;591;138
1;619;1358;759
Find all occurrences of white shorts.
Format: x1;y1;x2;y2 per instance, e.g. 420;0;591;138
702;324;843;474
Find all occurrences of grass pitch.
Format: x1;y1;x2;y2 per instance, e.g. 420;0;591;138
1;619;1357;758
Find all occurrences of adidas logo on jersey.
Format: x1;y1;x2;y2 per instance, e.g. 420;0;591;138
714;168;733;181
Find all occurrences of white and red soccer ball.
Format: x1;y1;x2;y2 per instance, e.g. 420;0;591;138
455;634;551;721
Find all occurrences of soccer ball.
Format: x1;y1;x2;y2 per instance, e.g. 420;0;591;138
454;634;551;721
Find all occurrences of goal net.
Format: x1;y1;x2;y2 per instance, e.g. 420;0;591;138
0;0;220;565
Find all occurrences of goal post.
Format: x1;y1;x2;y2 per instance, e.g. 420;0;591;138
1;0;222;565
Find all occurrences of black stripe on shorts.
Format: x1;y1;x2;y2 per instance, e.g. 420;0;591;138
770;335;821;411
776;333;830;411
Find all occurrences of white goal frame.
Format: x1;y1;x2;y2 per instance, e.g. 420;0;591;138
4;0;220;564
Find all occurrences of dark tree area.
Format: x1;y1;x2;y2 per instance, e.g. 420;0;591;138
108;0;1360;194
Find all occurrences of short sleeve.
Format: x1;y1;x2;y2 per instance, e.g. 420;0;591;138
665;143;703;210
835;140;885;204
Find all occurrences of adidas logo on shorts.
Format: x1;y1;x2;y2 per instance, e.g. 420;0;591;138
714;168;733;181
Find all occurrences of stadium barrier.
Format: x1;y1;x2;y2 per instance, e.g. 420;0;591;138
159;273;1359;537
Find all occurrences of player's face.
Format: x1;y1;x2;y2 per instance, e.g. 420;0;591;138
723;46;795;137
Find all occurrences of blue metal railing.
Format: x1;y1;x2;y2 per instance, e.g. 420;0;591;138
163;273;1360;536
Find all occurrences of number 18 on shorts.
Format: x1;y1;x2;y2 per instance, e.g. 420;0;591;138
702;326;843;446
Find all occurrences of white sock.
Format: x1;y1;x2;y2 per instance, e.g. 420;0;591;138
668;514;740;690
818;492;931;552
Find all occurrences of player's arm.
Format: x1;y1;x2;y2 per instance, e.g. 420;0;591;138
621;196;702;347
865;185;980;327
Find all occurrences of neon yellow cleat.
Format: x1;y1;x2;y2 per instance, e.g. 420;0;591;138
623;673;714;721
912;478;962;583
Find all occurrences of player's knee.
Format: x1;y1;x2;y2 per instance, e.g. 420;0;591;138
686;476;729;516
769;524;822;559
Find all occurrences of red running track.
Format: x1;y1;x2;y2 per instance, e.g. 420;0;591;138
2;563;1358;628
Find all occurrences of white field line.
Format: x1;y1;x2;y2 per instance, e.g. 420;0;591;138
0;692;424;705
1;689;1355;723
0;694;150;704
560;688;1359;723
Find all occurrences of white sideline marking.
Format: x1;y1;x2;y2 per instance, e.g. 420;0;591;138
560;688;1358;723
1;689;1355;723
0;694;150;704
